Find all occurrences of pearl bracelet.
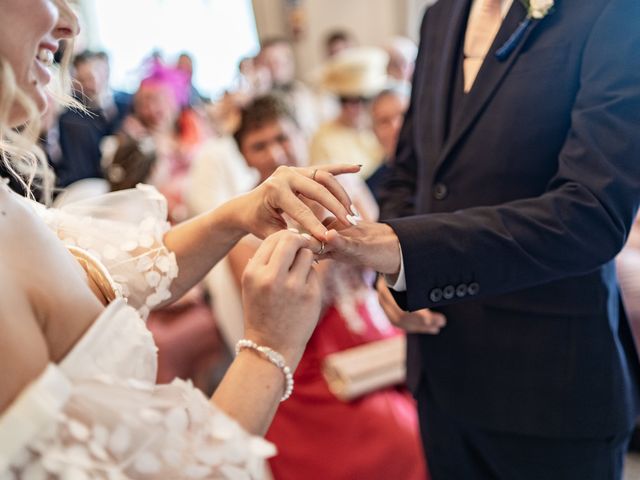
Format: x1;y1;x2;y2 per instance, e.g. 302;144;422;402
235;339;294;402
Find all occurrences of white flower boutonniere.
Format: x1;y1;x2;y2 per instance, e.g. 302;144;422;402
523;0;554;19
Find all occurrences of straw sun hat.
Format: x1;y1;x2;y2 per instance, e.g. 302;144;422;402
320;47;389;99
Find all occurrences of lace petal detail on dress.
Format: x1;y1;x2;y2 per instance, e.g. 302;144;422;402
34;185;179;318
2;366;275;480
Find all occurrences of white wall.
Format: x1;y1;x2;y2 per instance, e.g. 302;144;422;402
251;0;288;40
252;0;436;80
404;0;438;41
295;0;402;79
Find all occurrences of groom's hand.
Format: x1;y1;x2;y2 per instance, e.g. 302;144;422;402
322;221;402;275
376;278;446;334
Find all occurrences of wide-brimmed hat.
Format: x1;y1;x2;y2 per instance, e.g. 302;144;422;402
320;47;389;99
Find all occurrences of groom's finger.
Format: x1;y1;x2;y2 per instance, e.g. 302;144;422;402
324;229;356;256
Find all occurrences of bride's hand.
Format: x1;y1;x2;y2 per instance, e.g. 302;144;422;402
241;230;321;368
233;164;361;241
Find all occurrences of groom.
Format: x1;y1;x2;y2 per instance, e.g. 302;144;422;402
325;0;640;478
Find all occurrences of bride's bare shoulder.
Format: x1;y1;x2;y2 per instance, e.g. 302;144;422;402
0;185;38;238
0;187;63;302
0;187;61;262
0;254;50;413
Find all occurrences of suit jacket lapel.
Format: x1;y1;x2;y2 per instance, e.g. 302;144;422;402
434;0;542;175
428;0;472;153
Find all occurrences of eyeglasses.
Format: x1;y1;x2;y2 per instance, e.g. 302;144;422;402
339;96;370;105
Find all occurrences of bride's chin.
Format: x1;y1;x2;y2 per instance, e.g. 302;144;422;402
7;91;48;128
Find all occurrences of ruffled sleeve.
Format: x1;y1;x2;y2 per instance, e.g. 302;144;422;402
34;185;179;318
0;365;275;480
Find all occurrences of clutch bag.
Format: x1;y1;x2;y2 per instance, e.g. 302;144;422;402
322;335;406;401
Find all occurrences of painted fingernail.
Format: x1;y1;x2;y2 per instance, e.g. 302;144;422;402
350;204;360;217
346;215;359;226
288;227;300;233
301;233;313;241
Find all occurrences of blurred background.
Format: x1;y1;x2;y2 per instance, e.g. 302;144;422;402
34;2;640;478
73;0;435;98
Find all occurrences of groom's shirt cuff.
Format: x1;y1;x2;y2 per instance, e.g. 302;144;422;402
385;245;407;292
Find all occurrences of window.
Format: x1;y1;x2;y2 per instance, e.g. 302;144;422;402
88;0;260;98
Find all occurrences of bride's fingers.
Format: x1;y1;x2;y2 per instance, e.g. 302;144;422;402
250;231;284;266
306;169;354;215
315;164;362;177
289;248;315;283
300;233;323;255
268;232;313;278
273;189;331;240
251;230;305;266
286;175;353;227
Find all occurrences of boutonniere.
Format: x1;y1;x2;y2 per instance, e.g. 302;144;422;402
526;0;555;19
495;0;555;61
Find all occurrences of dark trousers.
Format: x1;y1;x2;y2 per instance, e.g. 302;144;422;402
417;382;632;480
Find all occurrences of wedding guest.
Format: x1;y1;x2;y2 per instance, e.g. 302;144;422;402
0;1;360;477
257;37;326;137
56;50;129;187
366;88;409;203
228;95;428;480
176;51;209;106
235;55;273;98
324;29;356;59
384;36;418;95
107;63;206;222
618;216;640;346
92;51;132;129
310;47;387;179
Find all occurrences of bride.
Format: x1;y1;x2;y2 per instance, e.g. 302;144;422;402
0;0;360;478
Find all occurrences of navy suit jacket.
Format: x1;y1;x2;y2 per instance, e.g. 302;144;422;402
380;0;640;438
56;91;131;188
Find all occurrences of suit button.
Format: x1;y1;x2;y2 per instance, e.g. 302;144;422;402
433;183;448;200
443;285;456;300
468;282;480;296
429;288;443;303
456;284;468;298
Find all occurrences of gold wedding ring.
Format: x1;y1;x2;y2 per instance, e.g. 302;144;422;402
311;169;318;181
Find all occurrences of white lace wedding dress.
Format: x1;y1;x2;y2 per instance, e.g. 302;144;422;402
0;184;274;480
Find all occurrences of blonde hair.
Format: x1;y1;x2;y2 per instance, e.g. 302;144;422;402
0;41;77;203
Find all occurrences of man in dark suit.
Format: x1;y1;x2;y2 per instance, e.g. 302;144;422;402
324;0;640;478
56;51;130;187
